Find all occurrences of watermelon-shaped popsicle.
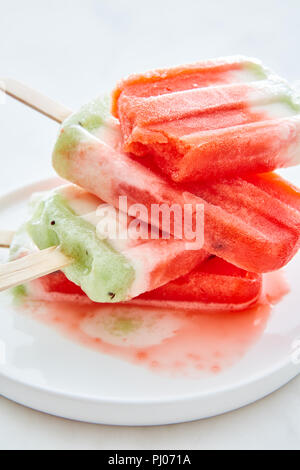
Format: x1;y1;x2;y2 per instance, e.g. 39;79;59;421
112;56;300;182
52;97;300;273
22;185;206;303
12;255;262;312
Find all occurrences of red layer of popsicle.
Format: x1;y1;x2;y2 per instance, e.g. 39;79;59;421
113;57;300;182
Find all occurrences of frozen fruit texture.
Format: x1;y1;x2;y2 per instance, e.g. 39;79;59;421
113;56;300;182
14;257;262;311
138;256;262;308
53;97;300;273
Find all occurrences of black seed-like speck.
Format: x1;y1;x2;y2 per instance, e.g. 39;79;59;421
51;221;56;226
213;242;224;251
108;292;116;300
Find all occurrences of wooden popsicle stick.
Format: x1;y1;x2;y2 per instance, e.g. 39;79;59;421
0;82;73;290
0;246;71;292
0;230;15;248
0;78;72;124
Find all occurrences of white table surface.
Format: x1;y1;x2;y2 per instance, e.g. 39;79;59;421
0;0;300;450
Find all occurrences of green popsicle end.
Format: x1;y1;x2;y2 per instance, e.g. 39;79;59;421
27;191;135;303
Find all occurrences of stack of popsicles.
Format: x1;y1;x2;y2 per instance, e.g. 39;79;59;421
10;56;300;310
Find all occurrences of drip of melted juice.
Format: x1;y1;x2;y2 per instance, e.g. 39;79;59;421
18;271;290;377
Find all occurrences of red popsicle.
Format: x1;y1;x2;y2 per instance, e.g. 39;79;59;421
112;56;300;183
52;97;300;273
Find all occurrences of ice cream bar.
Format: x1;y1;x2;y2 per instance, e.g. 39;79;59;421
24;185;206;303
52;98;300;273
112;56;300;182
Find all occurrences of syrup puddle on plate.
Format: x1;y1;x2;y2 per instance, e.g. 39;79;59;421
15;271;290;378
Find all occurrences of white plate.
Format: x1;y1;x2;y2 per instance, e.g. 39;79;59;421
0;176;299;426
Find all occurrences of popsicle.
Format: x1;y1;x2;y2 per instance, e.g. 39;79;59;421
10;245;262;311
21;185;206;303
112;56;300;182
52;97;300;273
136;256;262;310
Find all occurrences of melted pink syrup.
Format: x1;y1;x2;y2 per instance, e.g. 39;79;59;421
19;271;290;377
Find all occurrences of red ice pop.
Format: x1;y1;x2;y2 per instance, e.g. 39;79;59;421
16;257;262;311
112;56;300;182
52;99;300;273
137;256;262;310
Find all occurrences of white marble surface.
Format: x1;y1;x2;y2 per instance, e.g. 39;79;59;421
0;0;300;450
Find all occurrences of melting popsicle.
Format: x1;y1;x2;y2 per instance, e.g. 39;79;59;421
21;185;206;303
11;254;262;311
52;97;300;273
112;56;300;182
